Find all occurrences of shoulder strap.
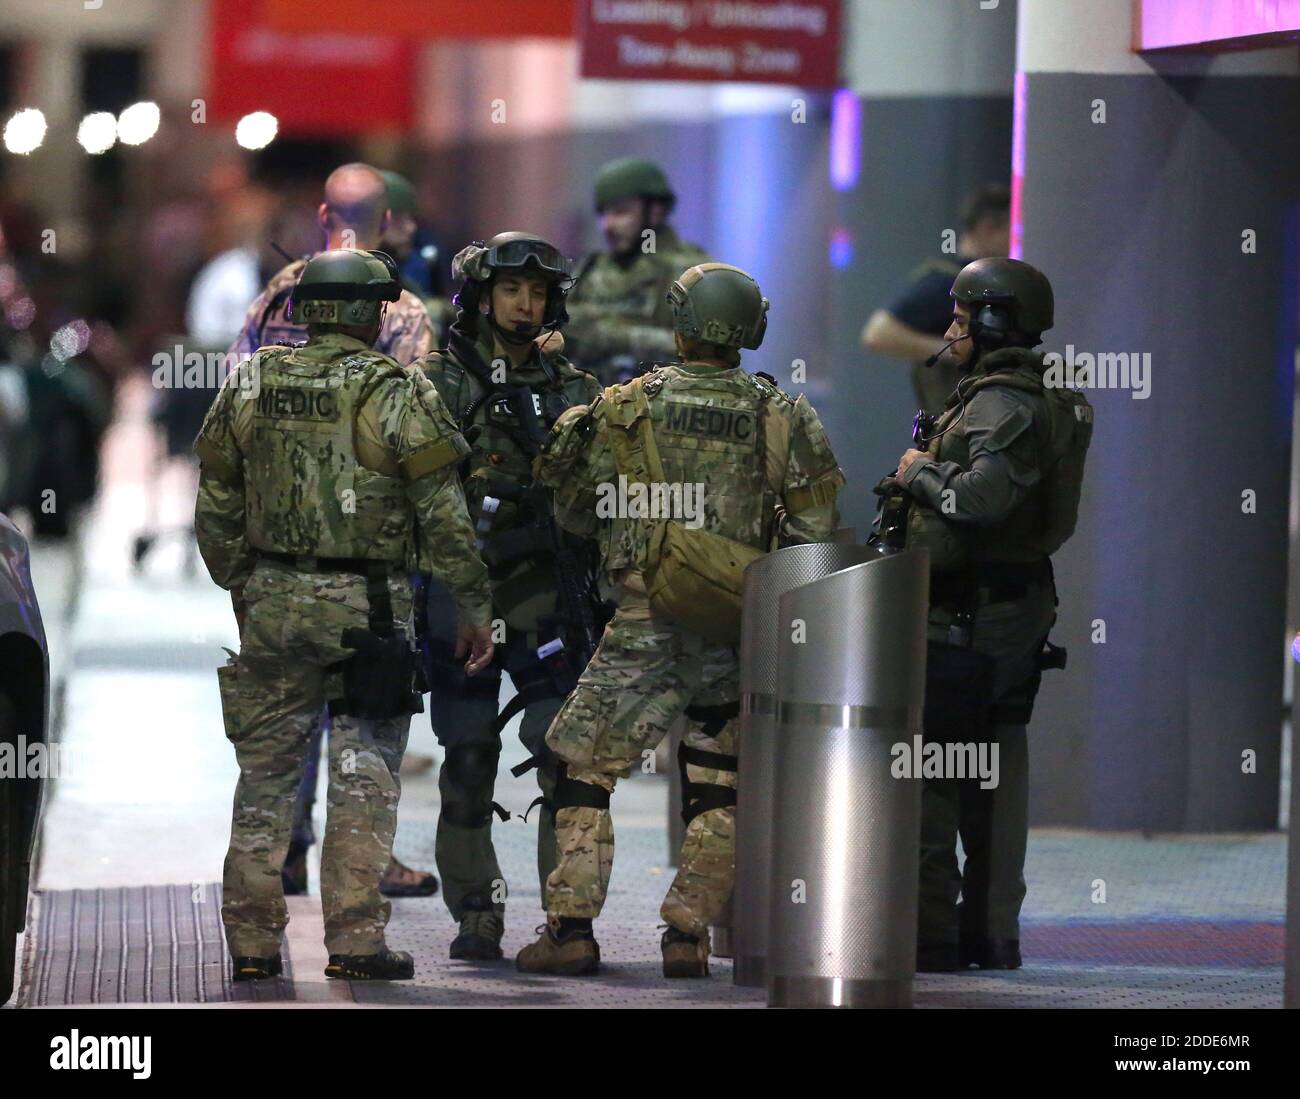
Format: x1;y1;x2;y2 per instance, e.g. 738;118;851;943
603;377;667;485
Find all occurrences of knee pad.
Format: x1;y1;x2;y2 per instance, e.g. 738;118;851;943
678;743;738;826
441;742;503;828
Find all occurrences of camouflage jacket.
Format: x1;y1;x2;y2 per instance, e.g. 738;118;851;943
534;360;845;578
194;332;492;627
563;227;711;382
227;257;436;366
413;325;601;630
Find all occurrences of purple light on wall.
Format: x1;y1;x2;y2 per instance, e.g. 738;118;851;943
1136;0;1300;51
1291;633;1300;663
829;88;860;192
1009;70;1027;260
829;226;853;269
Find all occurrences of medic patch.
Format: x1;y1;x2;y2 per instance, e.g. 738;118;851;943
255;386;340;422
663;401;755;444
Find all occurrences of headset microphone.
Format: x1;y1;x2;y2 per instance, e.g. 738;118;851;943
925;333;970;369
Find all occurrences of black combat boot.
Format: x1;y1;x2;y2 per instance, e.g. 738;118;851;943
960;937;1022;970
324;948;415;981
916;940;960;973
231;955;283;981
450;893;505;961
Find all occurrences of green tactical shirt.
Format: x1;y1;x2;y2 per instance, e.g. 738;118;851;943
563;226;712;378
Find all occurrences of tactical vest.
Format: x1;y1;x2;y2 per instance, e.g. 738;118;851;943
604;365;777;560
909;349;1093;570
243;345;413;563
427;327;595;538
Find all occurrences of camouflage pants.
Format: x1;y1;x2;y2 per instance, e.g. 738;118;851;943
543;584;739;936
218;562;414;957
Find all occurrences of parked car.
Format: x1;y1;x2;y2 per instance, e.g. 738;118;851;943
0;510;50;1004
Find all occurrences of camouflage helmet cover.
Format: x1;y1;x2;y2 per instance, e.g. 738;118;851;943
289;248;401;326
668;262;769;351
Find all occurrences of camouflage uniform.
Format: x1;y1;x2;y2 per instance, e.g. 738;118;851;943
563;228;711;385
228;258;435;366
532;362;844;940
412;325;601;922
194;331;491;958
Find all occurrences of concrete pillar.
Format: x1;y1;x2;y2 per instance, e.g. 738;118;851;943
1015;0;1300;830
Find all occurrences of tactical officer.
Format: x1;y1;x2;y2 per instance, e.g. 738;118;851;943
378;168;455;348
195;249;494;982
232;162;440;899
411;232;604;961
228;162;436;366
893;258;1091;971
564;157;712;385
516;262;845;977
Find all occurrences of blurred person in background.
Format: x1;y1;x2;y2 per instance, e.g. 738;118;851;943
563;158;711;385
378;168;454;348
861;184;1011;416
228;162;435;366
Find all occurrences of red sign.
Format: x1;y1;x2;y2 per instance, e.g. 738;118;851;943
578;0;840;87
208;0;415;136
264;0;575;39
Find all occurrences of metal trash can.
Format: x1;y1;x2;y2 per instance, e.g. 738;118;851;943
733;543;875;987
766;550;929;1008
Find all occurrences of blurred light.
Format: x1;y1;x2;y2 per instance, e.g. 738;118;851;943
235;111;278;151
828;227;854;270
829;89;859;192
77;111;118;155
117;101;160;146
51;320;92;362
5;297;36;330
1291;633;1300;662
3;108;47;155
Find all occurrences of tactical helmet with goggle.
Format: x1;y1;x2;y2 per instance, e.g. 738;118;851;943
289;248;401;327
451;231;573;335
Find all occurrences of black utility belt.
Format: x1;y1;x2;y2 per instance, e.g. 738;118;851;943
931;558;1053;608
258;551;403;575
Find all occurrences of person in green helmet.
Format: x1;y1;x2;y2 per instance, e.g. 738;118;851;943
195;248;495;983
516;262;845;978
378;168;456;348
564;157;712;385
410;232;605;962
891;257;1092;973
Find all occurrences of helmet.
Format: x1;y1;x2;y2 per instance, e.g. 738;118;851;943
668;263;768;351
289;249;400;327
593;157;675;212
951;257;1054;349
379;169;417;216
451;231;572;333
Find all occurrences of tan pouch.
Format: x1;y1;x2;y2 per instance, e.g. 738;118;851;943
642;519;762;646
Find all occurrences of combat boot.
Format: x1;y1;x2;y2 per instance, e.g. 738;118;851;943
960;936;1022;970
515;916;600;976
324;948;415;981
661;926;710;979
450;894;504;961
231;955;283;981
